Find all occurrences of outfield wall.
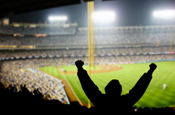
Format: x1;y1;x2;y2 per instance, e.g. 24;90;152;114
135;59;175;64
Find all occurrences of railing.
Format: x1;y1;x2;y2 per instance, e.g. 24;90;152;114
0;42;174;50
0;52;174;61
135;59;175;64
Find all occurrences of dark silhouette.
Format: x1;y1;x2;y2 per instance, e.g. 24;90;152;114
75;60;157;114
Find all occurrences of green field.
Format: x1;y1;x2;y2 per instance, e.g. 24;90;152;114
40;61;175;108
60;65;102;71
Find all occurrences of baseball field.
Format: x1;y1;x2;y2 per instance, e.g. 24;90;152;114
39;61;175;108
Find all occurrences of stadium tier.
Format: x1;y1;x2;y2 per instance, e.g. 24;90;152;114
0;25;76;35
0;24;175;45
0;23;175;108
0;47;175;64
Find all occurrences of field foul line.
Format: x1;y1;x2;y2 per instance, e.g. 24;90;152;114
61;72;83;106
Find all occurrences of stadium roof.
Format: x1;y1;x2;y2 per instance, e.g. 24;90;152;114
0;0;96;19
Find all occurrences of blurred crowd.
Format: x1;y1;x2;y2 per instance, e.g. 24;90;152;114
1;55;174;65
0;26;175;45
0;46;174;64
0;46;174;57
0;25;75;35
0;60;68;104
0;53;174;66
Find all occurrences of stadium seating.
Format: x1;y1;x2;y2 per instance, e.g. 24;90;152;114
0;25;175;45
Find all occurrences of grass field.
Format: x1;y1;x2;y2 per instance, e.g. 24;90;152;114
60;65;102;71
40;61;175;108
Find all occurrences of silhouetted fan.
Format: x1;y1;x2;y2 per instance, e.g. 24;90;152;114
75;60;157;114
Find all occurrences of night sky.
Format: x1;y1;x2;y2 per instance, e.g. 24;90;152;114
9;0;175;27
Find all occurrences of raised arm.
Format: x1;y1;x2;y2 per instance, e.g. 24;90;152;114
124;63;157;106
75;60;103;107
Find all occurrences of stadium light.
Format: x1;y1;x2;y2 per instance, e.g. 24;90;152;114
153;10;175;19
48;16;67;21
92;11;116;22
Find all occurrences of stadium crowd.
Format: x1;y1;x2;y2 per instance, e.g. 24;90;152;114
0;27;175;45
0;46;174;65
0;54;174;65
0;25;76;35
0;60;67;103
0;46;174;57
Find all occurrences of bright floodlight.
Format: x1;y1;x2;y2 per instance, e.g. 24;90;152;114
92;11;115;22
153;10;175;19
49;16;67;21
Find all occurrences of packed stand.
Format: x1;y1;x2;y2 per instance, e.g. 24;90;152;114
0;46;174;58
0;25;76;35
0;60;68;104
0;27;175;45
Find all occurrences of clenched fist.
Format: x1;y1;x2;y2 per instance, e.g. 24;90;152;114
149;63;157;71
75;60;84;69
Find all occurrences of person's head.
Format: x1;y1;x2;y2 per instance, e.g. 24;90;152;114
105;79;122;97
